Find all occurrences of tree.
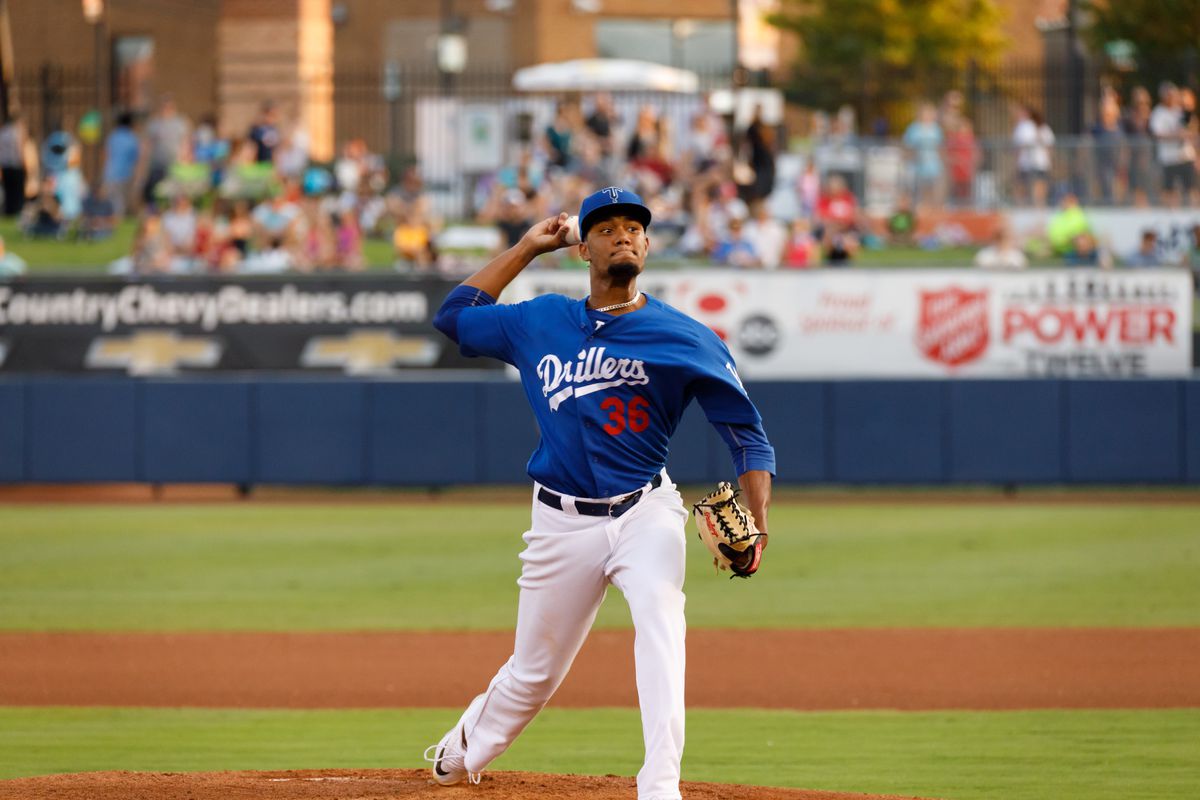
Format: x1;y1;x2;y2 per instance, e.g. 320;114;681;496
1082;0;1200;61
768;0;1007;125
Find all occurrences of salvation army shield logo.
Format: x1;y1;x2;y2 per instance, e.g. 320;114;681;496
915;287;989;367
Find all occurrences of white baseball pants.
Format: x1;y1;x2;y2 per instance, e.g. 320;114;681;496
456;472;689;800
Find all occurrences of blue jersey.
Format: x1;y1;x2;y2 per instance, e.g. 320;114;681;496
436;287;775;498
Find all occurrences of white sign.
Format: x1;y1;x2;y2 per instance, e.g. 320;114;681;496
459;104;505;173
506;269;1194;379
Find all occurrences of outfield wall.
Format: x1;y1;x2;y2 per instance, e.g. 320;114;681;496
0;378;1198;486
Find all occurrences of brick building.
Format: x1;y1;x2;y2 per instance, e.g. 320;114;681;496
1;0;1067;159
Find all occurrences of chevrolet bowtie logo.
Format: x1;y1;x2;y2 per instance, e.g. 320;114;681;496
301;329;440;374
86;331;222;375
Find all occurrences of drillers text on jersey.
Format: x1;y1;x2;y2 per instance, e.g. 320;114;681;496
537;346;650;411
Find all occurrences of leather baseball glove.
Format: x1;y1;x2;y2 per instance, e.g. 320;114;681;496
692;481;767;578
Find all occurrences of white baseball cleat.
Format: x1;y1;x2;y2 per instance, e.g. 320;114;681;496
424;723;481;786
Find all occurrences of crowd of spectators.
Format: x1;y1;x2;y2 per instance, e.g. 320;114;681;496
0;78;1196;277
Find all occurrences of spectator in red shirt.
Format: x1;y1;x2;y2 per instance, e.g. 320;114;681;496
815;174;858;235
944;117;980;206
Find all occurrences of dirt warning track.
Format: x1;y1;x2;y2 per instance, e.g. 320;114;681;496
2;628;1197;710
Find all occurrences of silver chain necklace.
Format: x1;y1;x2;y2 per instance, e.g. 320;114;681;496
590;291;642;314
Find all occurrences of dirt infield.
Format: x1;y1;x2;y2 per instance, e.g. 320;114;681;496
3;628;1198;710
0;769;937;800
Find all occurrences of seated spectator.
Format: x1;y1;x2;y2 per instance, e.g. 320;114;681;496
40;128;74;177
815;174;858;237
1065;232;1107;268
335;212;365;271
887;195;917;245
0;234;27;276
131;213;172;273
742;201;787;269
544;101;578;170
821;222;860;266
55;145;87;230
161;194;198;263
219;140;279;201
156;143;213;202
782;218;818;268
241;235;295;274
974;225;1028;270
387;166;440;241
23;177;64;239
712;213;760;268
1046;193;1091;257
252;185;301;247
480;186;537;251
192;208;221;270
393;210;434;271
79;186;117;241
296;203;335;271
227;200;253;257
795;159;820;219
1124;229;1162;267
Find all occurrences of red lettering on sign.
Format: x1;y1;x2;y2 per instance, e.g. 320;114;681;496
1003;306;1176;345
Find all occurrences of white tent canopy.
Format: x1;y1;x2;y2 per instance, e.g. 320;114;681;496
512;59;700;93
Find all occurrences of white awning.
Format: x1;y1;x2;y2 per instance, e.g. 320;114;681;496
512;59;700;93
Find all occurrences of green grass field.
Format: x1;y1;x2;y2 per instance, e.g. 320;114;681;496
1;500;1197;799
0;218;1015;273
1;503;1198;631
1;707;1196;800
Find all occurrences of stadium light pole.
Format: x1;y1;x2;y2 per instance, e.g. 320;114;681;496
82;0;107;184
731;0;747;87
82;0;105;117
1066;0;1081;135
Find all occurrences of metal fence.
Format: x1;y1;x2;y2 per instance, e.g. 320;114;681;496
796;136;1197;214
6;56;1198;215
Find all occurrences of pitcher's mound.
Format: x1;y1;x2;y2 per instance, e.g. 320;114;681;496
0;769;936;800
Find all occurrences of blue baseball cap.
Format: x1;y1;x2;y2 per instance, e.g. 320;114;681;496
578;187;652;239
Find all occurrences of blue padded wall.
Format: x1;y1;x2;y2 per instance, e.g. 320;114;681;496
948;381;1062;483
142;381;252;483
28;379;139;481
5;378;1199;486
747;382;826;482
830;382;946;483
1066;381;1183;482
1184;382;1200;482
0;381;25;481
254;381;367;484
478;382;540;483
369;382;478;485
666;401;721;484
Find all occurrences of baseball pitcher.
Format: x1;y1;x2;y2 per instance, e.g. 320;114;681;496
426;187;775;800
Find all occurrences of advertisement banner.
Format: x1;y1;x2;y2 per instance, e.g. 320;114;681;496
507;269;1194;378
0;276;500;374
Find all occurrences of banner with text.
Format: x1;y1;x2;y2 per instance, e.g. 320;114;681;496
0;277;501;374
507;269;1194;378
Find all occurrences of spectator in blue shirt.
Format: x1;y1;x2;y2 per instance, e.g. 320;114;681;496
902;102;944;209
248;101;281;164
1124;229;1162;268
103;112;141;218
41;129;74;177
